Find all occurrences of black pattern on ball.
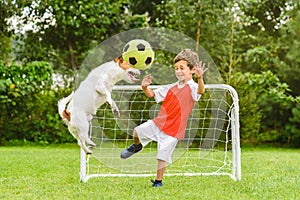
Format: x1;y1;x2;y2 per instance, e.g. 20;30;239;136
145;57;152;65
137;43;146;51
123;44;130;52
129;57;137;65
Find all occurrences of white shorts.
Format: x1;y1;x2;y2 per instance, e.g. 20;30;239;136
134;120;178;163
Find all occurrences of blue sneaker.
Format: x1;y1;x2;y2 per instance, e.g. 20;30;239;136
120;143;142;159
151;179;163;187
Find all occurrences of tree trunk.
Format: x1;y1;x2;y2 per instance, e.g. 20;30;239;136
68;40;77;71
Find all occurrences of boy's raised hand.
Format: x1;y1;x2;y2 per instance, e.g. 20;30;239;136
194;61;208;78
141;74;153;88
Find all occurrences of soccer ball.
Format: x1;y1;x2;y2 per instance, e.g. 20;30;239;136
122;39;154;70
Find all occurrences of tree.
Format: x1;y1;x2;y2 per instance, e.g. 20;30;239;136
276;7;300;96
13;0;148;72
236;0;295;74
0;0;22;64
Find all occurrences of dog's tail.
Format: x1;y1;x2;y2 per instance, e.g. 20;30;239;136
58;92;74;120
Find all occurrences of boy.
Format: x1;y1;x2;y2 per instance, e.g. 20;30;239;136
120;49;207;187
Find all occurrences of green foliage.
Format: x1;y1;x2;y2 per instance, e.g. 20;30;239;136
0;35;13;65
231;71;299;146
154;0;243;83
231;72;261;142
285;98;300;147
276;9;300;96
236;0;290;74
0;61;74;145
1;0;299;146
242;45;278;73
1;61;53;105
237;0;289;37
0;1;21;36
13;0;148;71
236;0;300;95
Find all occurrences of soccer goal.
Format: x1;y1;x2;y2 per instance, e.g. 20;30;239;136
80;84;241;182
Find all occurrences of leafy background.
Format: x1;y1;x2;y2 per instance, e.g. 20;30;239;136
0;0;300;147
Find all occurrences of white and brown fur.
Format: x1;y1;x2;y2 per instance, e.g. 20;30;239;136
58;58;140;154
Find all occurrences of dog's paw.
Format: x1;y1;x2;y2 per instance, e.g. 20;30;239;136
112;109;120;117
106;97;113;106
86;139;96;148
77;140;93;154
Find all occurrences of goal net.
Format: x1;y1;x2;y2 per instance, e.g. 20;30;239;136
80;84;241;182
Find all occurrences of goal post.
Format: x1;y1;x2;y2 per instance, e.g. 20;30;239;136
80;84;241;182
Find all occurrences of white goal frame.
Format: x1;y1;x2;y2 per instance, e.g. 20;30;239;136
79;84;241;182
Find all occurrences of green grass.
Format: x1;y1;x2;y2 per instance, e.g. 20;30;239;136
0;145;299;200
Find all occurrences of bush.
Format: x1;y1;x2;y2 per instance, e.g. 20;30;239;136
231;71;299;146
0;61;75;145
231;72;261;142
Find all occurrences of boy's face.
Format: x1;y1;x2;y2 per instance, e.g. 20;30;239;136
174;60;195;84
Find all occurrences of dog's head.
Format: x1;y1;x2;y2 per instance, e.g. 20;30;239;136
123;67;141;83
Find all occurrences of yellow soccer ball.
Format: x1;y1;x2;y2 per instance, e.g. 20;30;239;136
122;39;154;70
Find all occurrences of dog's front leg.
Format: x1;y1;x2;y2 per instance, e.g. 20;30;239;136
96;86;120;117
110;99;120;117
96;85;113;104
104;92;120;117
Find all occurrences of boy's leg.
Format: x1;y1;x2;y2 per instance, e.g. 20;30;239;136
121;120;156;159
120;130;143;159
151;159;166;187
156;159;166;180
133;130;141;145
151;134;178;187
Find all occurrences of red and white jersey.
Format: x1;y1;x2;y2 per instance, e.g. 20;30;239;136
153;79;201;139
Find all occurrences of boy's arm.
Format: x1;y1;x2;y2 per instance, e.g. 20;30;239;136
141;74;155;98
197;75;205;94
194;61;208;95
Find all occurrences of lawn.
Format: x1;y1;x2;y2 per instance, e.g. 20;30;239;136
0;144;299;200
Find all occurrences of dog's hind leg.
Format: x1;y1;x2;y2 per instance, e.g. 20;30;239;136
68;126;93;154
72;111;96;150
77;138;93;155
70;126;93;154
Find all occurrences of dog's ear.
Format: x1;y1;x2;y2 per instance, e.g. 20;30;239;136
63;110;71;121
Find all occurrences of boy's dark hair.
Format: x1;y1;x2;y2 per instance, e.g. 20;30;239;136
174;49;199;69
